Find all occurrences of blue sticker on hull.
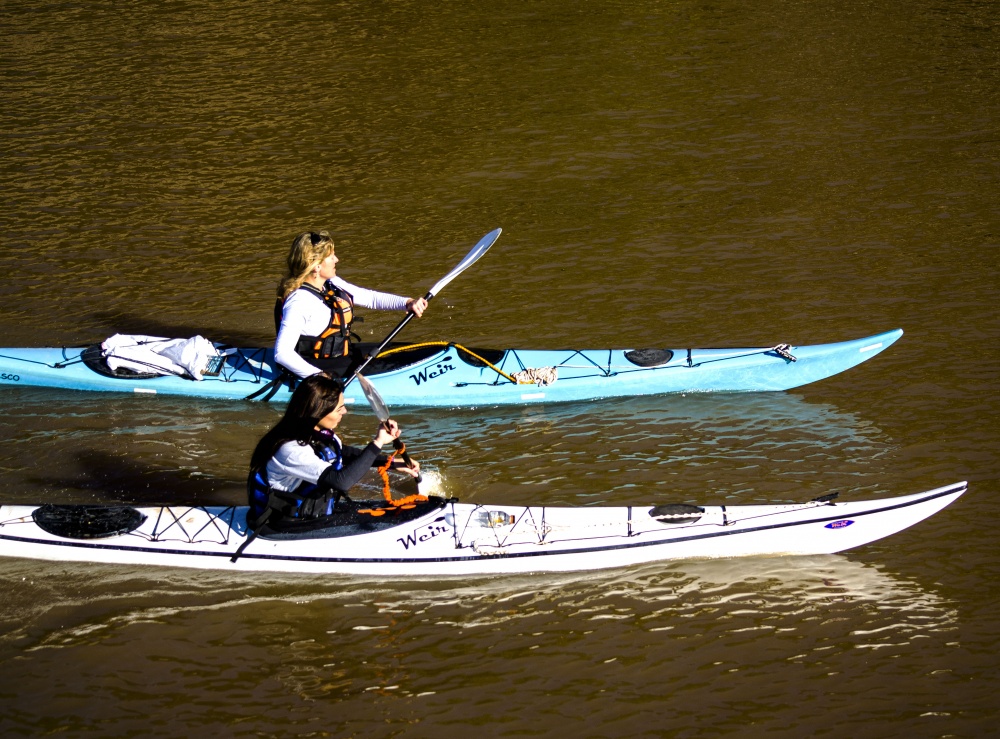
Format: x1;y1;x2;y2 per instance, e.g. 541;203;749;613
825;520;854;529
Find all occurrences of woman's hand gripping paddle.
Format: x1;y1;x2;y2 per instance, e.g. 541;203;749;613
357;373;422;484
344;228;501;389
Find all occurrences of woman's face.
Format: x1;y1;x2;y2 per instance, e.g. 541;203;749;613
315;397;348;431
316;248;338;281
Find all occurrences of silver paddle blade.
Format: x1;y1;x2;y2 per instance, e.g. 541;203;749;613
356;374;391;422
427;228;501;298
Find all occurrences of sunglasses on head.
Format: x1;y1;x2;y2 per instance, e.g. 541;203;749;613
309;232;326;246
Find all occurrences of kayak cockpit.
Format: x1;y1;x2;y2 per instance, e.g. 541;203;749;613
257;497;449;540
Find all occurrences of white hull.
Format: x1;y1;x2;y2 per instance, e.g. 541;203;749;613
0;482;965;576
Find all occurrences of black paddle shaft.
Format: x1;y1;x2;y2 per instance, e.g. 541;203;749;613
391;437;421;483
343;228;501;389
343;290;432;389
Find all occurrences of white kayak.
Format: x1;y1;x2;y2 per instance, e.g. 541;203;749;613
0;481;965;576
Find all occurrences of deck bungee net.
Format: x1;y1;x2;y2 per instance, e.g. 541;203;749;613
455;495;839;556
376;340;798;388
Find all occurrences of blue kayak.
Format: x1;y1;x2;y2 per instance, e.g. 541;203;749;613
0;329;902;408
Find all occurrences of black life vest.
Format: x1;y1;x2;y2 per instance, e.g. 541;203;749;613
274;281;355;361
247;434;345;528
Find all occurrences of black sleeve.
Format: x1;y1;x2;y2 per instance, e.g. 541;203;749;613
342;444;390;468
317;442;388;493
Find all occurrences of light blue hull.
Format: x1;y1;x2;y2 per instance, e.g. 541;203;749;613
0;329;902;408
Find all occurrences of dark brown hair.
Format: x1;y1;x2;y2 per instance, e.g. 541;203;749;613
249;373;344;471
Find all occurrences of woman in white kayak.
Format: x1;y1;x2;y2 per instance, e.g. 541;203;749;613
274;230;428;379
246;373;420;532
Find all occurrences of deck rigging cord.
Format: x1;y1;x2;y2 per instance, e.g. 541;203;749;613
377;340;798;387
379;341;558;386
378;341;524;384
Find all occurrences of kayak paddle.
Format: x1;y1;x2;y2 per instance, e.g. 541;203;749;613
356;372;421;483
343;227;501;388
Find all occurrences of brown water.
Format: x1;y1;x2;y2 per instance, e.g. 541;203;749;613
1;0;998;735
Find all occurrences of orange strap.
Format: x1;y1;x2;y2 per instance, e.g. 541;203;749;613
358;442;427;516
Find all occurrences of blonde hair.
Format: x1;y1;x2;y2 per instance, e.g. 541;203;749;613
278;230;335;299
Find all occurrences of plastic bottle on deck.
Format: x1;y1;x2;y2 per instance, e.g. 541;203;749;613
476;510;515;527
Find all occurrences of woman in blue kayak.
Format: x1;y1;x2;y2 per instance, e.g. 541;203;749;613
246;373;420;532
274;230;428;379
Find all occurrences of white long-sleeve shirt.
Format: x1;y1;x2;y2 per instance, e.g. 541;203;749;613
265;435;386;494
275;276;410;378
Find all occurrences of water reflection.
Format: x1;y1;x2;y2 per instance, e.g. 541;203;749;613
401;391;892;504
0;554;955;659
0;551;966;736
0;387;270;505
0;386;889;506
407;390;882;456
